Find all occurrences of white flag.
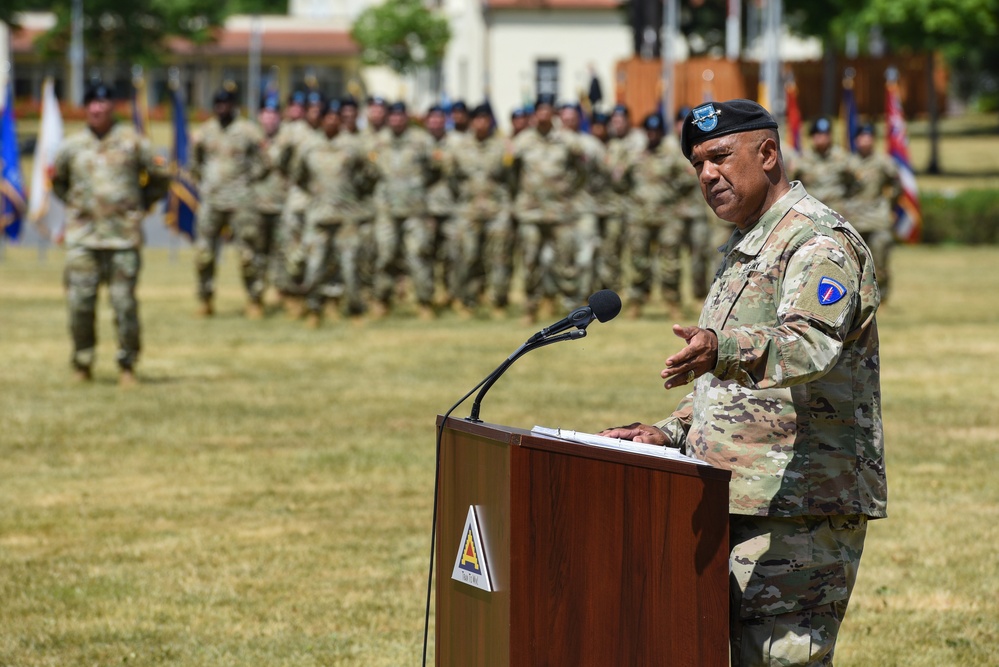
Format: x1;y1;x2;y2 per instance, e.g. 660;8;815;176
28;77;64;235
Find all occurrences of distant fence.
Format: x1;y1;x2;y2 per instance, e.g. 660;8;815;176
615;53;947;124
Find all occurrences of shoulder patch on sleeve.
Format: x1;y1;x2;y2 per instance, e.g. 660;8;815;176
791;258;854;328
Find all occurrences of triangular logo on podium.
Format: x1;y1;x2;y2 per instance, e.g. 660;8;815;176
451;505;494;592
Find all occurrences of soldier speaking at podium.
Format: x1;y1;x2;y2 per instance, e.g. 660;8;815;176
601;100;887;666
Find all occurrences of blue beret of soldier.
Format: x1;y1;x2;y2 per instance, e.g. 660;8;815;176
591;111;610;126
306;90;325;107
811;116;832;135
680;99;780;160
427;104;445;115
676;106;692;123
339;95;358;110
84;83;114;105
535;93;557;109
612;104;630;118
323;99;341;115
451;100;468;113
260;94;281;112
643;113;665;131
511;107;527;120
388;101;407;115
288;90;307;106
854;122;875;138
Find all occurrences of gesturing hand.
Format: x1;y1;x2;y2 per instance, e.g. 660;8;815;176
662;324;718;390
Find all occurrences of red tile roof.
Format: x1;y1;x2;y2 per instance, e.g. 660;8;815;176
487;0;623;9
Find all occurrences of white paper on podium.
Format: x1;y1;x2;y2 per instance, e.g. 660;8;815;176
531;426;712;466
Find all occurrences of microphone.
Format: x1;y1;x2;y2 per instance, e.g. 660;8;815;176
528;289;623;343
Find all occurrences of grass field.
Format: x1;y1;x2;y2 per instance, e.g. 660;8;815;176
1;244;998;666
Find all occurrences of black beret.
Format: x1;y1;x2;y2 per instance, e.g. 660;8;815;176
643;113;665;131
535;93;557;108
854;122;875;138
810;117;832;135
612;104;630;118
288;90;307;106
591;112;610;126
367;95;387;107
451;100;468;113
680;99;779;160
84;83;114;105
427;104;445;115
305;90;325;107
213;87;237;105
339;95;358;109
388;101;407;115
471;103;492;118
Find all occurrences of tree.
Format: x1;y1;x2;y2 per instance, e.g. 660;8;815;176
351;0;451;76
859;0;999;173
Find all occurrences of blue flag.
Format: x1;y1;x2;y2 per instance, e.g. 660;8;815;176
1;83;27;242
163;86;198;240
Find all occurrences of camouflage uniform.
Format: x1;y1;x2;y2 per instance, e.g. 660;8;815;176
654;182;886;665
371;126;439;309
294;131;380;316
624;136;699;310
426;131;460;304
191;116;268;305
270;119;317;297
511;126;587;314
52;122;168;373
589;137;633;294
449;131;514;309
253;125;287;301
353;126;382;303
790;145;855;214
569;131;601;299
843;152;900;301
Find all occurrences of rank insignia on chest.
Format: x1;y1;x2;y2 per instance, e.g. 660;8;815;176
817;277;847;305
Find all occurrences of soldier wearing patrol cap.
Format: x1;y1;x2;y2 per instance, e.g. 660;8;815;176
53;81;170;385
601;98;886;666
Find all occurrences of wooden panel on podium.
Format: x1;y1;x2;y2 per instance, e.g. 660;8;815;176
436;417;731;667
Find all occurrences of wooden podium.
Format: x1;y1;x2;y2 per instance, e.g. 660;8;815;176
435;417;732;666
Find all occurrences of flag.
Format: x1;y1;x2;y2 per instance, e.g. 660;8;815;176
132;70;149;137
842;74;858;153
28;76;65;239
784;77;802;154
1;82;27;242
163;84;198;240
885;69;921;243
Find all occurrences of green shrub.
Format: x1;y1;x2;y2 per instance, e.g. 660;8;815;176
920;189;999;244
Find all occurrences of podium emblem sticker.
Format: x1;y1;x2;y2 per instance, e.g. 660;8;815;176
451;506;494;592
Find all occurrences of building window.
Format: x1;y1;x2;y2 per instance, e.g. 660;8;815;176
536;59;559;98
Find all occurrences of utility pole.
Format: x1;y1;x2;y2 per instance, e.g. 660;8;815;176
661;0;678;124
69;0;84;107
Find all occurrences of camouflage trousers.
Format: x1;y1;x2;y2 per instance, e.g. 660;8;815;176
374;214;434;307
451;212;515;308
194;204;263;302
860;230;893;303
519;219;579;312
429;214;458;305
272;205;308;296
576;213;624;297
729;514;868;667
626;218;685;307
302;220;364;315
64;246;141;371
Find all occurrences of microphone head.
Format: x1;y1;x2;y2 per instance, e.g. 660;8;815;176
588;289;622;323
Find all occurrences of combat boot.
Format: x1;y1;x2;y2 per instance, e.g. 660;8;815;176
119;369;138;387
417;304;436;321
72;366;93;383
245;300;264;320
304;311;322;329
197;298;214;317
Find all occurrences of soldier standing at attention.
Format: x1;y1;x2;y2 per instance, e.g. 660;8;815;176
248;94;285;318
583;110;629;295
424;104;460;308
370;102;440;319
449;104;514;317
52;83;169;385
364;95;388;135
511;93;587;323
791;117;855;214
671;106;716;301
558;102;600;301
450;100;471;134
509;107;530;137
624;112;699;319
190;86;268;317
294;100;380;327
845;123;900;302
601;99;886;667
